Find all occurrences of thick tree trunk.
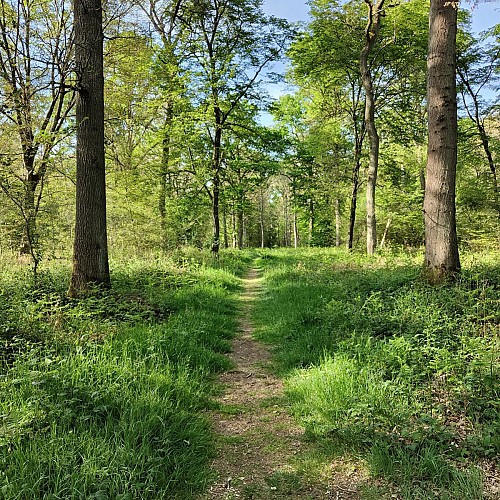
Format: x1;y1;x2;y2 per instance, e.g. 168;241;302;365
423;0;460;283
360;0;384;256
69;0;110;296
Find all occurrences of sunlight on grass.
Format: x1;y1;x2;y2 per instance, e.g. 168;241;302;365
253;247;499;499
0;249;250;499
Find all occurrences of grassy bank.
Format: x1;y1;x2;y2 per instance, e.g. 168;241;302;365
0;249;252;499
253;248;499;499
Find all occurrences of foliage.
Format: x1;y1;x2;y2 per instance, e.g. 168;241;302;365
253;248;499;499
0;250;250;499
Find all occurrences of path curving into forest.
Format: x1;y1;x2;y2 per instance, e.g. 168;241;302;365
201;266;363;500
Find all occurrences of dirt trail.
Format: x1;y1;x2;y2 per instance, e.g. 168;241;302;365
202;267;363;499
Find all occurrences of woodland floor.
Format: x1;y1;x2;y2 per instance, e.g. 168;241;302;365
201;267;372;500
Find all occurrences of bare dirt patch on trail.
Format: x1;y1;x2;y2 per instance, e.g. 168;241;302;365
201;267;366;500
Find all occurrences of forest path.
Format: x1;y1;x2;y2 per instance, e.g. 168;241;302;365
201;266;363;500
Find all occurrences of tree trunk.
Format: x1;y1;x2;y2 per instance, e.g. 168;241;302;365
19;164;38;259
222;202;229;249
423;0;460;283
348;156;361;250
335;198;341;247
237;205;244;249
159;102;173;249
260;187;265;248
211;106;222;254
360;0;385;256
308;198;314;246
380;217;392;249
231;203;237;248
293;211;299;249
283;191;289;247
69;0;110;296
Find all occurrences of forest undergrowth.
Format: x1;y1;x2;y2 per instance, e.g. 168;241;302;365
0;247;498;499
253;248;499;499
0;249;251;499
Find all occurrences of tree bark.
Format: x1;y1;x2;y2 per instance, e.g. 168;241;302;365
423;0;460;283
348;155;361;250
335;198;341;247
211;104;222;254
347;91;365;251
308;198;314;246
360;0;384;255
159;102;174;249
69;0;110;296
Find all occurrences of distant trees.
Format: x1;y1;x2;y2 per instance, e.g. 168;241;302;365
0;0;75;268
457;24;500;220
287;0;429;250
178;0;290;253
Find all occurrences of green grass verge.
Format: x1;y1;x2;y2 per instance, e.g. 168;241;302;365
253;247;499;499
0;249;251;499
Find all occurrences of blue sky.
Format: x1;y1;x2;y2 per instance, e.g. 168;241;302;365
262;0;500;33
259;0;499;122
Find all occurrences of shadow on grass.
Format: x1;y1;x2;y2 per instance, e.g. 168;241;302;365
0;257;246;499
253;249;499;499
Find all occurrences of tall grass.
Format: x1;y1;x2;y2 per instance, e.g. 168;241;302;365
253;247;499;499
0;250;249;499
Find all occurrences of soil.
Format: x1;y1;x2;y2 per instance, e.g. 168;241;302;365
201;268;367;500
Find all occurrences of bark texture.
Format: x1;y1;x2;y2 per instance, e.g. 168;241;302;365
360;0;384;255
211;108;222;254
69;0;110;296
423;0;460;283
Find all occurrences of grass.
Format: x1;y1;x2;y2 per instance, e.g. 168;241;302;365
253;247;499;499
1;246;498;498
0;249;252;499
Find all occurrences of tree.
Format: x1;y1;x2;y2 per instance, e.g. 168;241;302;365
0;0;75;268
135;0;188;249
179;0;290;253
288;1;367;250
360;0;385;255
69;0;110;296
457;23;500;219
423;0;461;283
